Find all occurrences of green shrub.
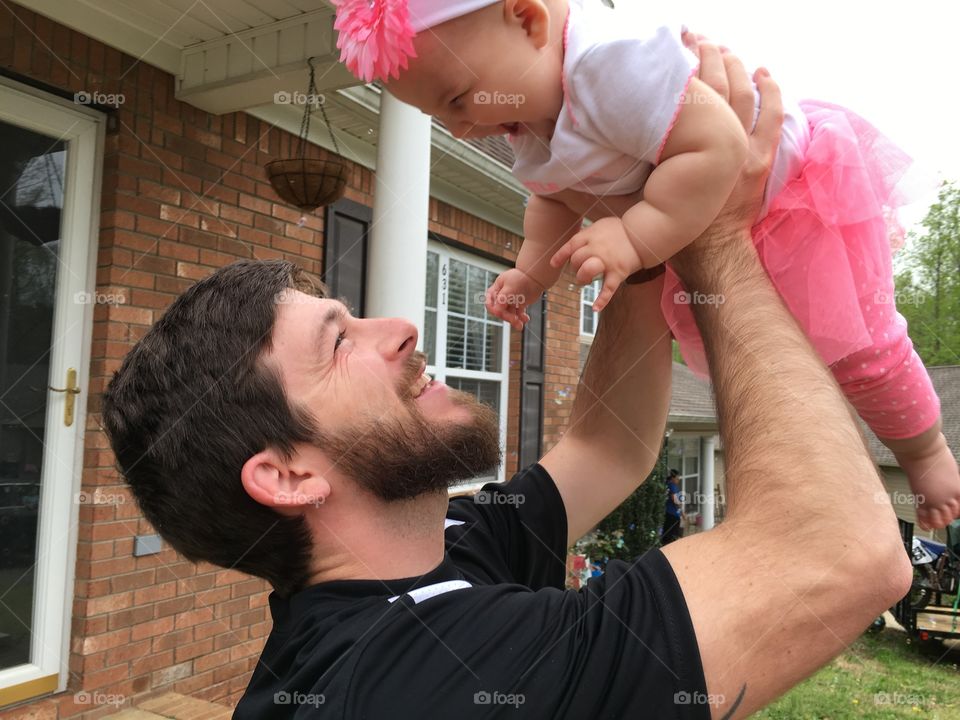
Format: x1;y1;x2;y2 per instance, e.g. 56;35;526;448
575;456;668;568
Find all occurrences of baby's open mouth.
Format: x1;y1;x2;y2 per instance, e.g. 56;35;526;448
501;122;521;135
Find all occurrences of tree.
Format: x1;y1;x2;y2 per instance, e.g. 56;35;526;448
894;181;960;366
574;451;667;568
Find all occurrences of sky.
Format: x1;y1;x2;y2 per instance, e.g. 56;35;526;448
661;0;960;232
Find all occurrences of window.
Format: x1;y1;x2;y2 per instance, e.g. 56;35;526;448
580;279;602;336
425;244;510;484
667;435;702;514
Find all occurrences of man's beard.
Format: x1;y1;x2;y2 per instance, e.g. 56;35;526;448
314;358;502;501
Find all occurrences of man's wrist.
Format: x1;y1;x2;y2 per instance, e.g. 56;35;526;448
625;264;667;284
670;226;760;293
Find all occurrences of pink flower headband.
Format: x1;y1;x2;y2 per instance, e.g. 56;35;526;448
333;0;499;82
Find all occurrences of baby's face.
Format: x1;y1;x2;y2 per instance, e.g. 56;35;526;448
386;1;565;140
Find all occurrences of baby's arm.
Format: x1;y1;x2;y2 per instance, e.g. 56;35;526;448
518;194;584;289
622;77;749;266
487;195;583;329
551;77;749;309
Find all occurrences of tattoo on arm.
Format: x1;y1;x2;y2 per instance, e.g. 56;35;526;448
719;684;746;720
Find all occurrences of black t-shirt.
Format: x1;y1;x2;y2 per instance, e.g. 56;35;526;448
234;464;709;719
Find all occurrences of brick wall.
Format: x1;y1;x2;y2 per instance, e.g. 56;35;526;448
0;2;582;717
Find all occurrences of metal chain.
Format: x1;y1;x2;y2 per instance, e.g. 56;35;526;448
297;57;341;158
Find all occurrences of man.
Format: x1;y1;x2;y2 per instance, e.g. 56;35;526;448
664;469;684;545
102;46;910;719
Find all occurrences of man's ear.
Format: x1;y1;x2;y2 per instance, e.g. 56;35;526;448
241;448;332;515
504;0;551;49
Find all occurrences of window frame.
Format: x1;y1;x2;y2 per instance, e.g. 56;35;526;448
668;434;703;514
425;242;511;485
580;278;602;337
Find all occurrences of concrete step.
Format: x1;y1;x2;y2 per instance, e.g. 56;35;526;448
103;692;232;720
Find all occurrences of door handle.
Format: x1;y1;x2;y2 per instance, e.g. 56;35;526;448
49;368;81;427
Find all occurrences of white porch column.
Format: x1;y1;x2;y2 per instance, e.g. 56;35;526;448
700;434;717;530
366;91;432;343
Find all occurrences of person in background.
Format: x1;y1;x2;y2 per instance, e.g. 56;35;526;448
663;468;684;545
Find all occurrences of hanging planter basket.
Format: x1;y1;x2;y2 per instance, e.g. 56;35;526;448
265;157;347;211
266;57;348;214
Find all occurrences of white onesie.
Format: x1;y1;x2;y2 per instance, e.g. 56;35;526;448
508;0;811;217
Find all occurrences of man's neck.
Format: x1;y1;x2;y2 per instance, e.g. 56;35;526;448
304;489;449;587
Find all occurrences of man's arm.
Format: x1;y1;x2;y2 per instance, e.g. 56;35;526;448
539;272;673;548
659;48;912;719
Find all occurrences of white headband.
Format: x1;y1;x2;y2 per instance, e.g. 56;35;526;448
407;0;500;32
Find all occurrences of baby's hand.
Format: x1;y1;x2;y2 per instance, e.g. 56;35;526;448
485;269;544;331
549;217;643;312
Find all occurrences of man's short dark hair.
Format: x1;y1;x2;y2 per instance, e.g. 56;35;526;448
669;469;680;478
102;260;323;597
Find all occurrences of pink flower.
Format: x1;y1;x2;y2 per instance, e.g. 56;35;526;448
333;0;418;82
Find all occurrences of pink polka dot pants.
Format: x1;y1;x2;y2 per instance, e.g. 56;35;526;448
830;306;940;441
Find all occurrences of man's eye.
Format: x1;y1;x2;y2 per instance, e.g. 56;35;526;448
334;331;346;353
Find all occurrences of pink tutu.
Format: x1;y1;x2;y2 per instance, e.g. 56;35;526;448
662;100;914;380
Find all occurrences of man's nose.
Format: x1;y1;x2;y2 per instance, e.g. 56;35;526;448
367;317;418;362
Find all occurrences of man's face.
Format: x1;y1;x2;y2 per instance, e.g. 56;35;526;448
265;291;500;500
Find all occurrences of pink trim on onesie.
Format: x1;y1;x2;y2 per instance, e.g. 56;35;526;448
655;66;699;165
560;7;578;128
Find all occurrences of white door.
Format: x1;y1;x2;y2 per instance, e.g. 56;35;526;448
0;77;103;706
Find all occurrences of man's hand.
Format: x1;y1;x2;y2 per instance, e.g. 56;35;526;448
549;217;643;312
671;38;784;280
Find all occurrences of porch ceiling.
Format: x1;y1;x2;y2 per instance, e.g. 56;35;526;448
16;0;527;233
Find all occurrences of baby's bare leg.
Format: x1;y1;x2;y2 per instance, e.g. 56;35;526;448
878;418;959;530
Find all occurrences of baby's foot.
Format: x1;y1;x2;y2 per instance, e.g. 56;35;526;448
890;431;960;530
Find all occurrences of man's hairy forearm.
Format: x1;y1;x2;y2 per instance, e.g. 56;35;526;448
567;278;672;470
671;232;879;516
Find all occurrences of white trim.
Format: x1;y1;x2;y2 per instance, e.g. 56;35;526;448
426;243;510;484
0;76;104;697
387;580;472;605
580;279;602;337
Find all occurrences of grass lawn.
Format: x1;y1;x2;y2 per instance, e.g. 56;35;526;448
755;626;960;719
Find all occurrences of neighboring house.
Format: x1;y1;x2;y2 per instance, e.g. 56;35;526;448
0;2;589;716
580;294;726;532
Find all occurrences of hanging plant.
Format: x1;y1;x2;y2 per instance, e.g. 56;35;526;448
266;57;348;219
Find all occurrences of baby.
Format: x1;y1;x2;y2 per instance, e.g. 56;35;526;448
332;0;960;529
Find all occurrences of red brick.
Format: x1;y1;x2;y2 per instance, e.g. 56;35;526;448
130;616;176;642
